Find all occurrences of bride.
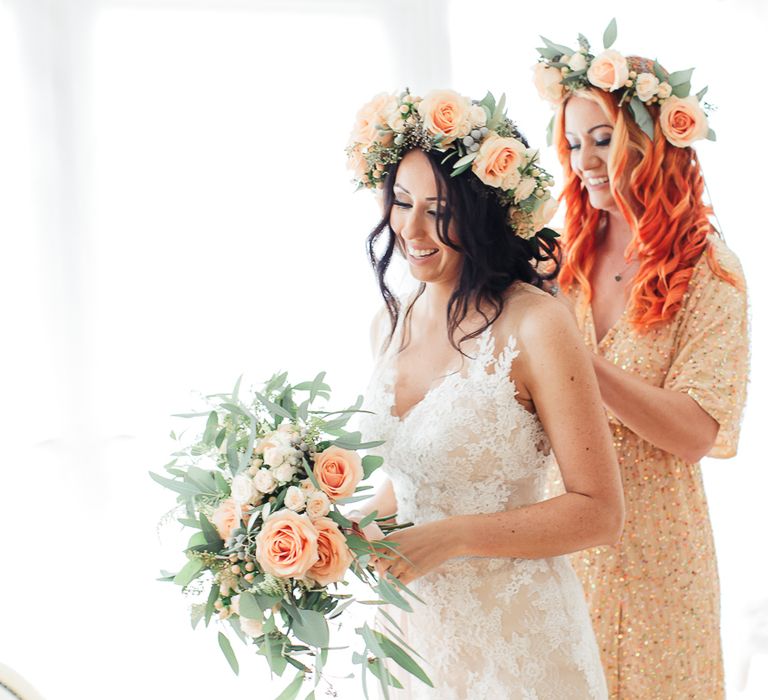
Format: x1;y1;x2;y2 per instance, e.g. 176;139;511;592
346;89;623;699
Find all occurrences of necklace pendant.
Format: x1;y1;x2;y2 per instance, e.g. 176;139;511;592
614;274;622;282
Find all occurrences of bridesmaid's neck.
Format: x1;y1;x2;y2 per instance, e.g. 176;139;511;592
599;208;634;255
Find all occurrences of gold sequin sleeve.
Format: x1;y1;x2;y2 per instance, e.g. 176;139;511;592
663;238;749;458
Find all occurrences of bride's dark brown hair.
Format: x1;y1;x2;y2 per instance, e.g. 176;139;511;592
367;144;560;353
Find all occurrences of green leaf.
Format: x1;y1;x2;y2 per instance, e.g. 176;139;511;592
304;692;315;700
328;509;353;528
368;658;403;691
696;85;708;101
173;557;204;587
671;81;691;98
449;162;473;178
668;68;694;87
707;128;716;142
546;114;555;147
362;455;384;479
202;411;219;444
204;583;218;626
149;471;201;497
536;46;561;60
358;511;378;528
629;97;655;142
238;591;265;618
540;36;574;57
376;576;412;612
374;632;433;687
186;531;207;549
199;513;223;548
452;152;477;170
602;18;617;49
232;374;243;402
218;631;239;675
653;60;667;83
275;671;306;700
335;494;374;505
255;391;294;420
291;609;329;648
220;402;255;420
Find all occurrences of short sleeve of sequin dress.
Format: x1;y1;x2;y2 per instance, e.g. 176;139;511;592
662;237;749;458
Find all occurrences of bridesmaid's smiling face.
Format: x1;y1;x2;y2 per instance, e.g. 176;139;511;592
389;149;463;288
564;96;619;214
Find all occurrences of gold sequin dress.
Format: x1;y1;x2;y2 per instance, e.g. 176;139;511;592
561;237;749;698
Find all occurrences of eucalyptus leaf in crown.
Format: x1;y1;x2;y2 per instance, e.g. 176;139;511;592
533;18;715;148
152;371;431;699
346;88;560;248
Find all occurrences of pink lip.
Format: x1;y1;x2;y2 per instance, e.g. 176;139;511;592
407;249;439;266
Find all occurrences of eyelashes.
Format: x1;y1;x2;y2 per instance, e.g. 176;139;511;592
567;137;612;151
392;200;437;216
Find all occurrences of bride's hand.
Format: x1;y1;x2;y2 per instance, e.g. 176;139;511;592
374;520;456;585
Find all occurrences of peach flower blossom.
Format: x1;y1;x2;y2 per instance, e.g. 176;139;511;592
255;510;319;579
417;89;472;144
659;96;709;148
587;50;630;91
472;134;527;190
312;446;363;501
307;517;353;586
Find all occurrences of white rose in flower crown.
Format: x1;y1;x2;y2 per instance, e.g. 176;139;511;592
418;89;472;144
284;485;306;512
568;53;587;72
514;177;537;203
469;104;487;128
299;478;315;493
254;468;277;494
240;617;264;637
231;473;259;505
532;195;560;232
274;462;297;484
587;49;629;91
635;73;660;102
533;63;564;104
305;490;331;520
657;81;673;99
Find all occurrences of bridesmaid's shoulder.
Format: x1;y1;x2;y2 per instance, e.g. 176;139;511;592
690;235;746;293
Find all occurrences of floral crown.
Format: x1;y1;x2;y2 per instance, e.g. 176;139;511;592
533;18;715;149
346;88;559;244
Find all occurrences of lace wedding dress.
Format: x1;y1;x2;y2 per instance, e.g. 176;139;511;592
360;313;608;700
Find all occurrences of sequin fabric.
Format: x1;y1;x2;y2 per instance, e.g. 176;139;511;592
559;237;749;699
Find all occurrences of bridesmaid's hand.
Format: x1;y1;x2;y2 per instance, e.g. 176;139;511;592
374;520;457;585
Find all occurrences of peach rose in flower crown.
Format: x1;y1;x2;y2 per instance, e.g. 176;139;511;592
211;498;246;540
307;517;353;586
350;92;398;148
418;89;472;144
312;446;363;501
472;134;527;190
634;72;660;102
659;96;709;148
533;63;564;104
255;510;319;579
587;49;629;91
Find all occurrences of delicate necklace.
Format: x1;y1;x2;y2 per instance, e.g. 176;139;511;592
614;258;636;282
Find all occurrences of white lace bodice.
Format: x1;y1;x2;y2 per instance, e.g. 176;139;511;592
359;311;608;700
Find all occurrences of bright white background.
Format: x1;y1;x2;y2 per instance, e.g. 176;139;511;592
0;0;765;698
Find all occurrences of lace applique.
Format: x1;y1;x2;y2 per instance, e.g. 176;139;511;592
360;320;608;699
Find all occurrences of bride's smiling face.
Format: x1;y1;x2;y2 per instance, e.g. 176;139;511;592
389;149;463;287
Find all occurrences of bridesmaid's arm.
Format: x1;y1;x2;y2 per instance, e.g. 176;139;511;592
590;355;718;463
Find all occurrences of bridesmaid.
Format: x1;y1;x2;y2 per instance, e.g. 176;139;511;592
533;22;749;698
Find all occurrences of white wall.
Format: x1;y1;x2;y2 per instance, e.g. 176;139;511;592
0;1;765;697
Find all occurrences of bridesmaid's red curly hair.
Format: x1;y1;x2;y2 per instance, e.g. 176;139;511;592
554;88;738;329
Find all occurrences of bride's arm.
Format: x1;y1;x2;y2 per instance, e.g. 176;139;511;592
378;300;623;582
456;300;624;557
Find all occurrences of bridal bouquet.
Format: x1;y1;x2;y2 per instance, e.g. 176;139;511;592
152;372;431;699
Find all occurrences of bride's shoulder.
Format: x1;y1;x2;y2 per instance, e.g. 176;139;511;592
497;282;579;349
